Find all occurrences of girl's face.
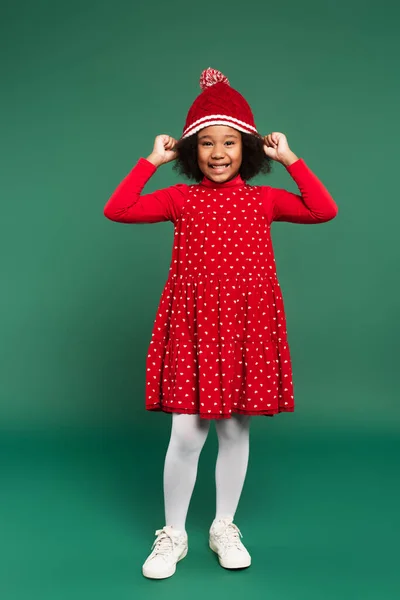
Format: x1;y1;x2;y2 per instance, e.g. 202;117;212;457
197;125;242;182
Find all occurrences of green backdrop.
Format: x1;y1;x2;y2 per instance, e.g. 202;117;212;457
1;1;399;598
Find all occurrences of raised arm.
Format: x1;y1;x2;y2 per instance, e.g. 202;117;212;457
265;158;338;224
260;132;338;224
103;157;187;223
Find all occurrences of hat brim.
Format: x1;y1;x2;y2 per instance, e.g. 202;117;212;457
182;116;259;139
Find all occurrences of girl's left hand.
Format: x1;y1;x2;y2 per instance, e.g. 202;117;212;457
262;132;291;163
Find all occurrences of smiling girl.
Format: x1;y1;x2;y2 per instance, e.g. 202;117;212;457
104;67;338;579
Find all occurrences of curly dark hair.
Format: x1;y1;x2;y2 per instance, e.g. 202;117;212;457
172;131;273;182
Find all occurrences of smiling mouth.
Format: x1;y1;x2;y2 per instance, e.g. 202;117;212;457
209;164;230;170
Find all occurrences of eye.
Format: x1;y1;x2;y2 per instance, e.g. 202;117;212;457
201;141;234;146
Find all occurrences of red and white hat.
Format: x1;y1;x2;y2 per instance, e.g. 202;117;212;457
181;67;260;139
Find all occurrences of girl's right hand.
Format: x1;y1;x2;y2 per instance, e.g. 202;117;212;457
148;135;179;167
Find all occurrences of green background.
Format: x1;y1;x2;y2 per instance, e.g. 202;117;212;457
1;0;399;598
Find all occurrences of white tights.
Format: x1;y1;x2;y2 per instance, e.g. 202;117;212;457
163;413;251;532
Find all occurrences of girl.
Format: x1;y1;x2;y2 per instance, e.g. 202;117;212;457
103;67;338;579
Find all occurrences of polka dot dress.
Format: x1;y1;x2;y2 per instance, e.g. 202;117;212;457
145;174;294;419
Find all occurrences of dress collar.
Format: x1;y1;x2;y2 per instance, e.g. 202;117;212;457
199;171;245;189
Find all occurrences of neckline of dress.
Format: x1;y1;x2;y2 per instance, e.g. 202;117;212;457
199;171;245;189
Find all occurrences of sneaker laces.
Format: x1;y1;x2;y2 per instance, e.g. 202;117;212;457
151;528;176;559
215;520;243;550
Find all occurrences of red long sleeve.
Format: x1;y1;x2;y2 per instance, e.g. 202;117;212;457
263;158;338;224
104;157;338;225
103;157;187;223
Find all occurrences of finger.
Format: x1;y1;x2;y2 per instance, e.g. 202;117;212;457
264;139;274;151
168;137;177;149
264;147;277;158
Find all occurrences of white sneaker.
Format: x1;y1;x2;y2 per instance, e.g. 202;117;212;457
209;517;251;569
142;526;188;579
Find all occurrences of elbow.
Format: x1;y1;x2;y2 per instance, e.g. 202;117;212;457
103;206;113;221
319;202;338;223
103;203;119;222
326;203;339;222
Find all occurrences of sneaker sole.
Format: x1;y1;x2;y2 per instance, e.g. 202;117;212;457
209;541;251;569
142;547;188;579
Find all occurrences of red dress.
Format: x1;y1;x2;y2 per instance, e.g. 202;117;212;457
104;157;337;419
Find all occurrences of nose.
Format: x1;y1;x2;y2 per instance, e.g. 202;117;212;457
211;147;225;159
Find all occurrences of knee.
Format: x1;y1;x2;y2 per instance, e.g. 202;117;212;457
216;416;250;445
169;424;208;457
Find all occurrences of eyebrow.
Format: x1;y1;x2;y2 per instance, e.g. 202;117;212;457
198;134;239;140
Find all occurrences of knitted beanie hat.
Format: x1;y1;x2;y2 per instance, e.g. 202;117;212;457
181;67;260;139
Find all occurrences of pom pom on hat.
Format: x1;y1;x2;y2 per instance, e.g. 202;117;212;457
181;67;259;139
199;67;230;90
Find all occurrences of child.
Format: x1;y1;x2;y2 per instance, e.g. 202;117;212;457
104;67;338;579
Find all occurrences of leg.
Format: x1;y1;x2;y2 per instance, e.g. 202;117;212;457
214;414;251;521
163;413;210;532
